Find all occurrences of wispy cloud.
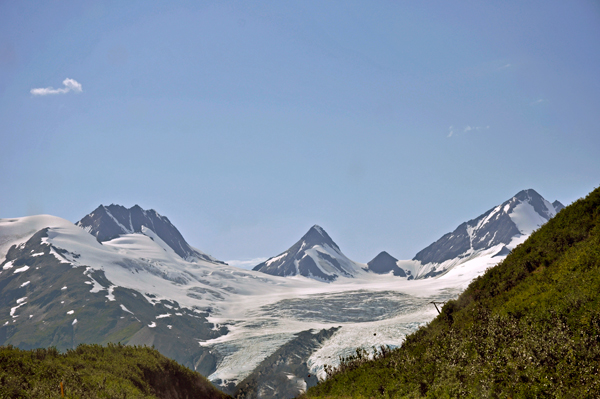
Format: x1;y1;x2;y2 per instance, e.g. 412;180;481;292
226;257;268;270
31;78;83;96
447;126;455;138
448;125;490;138
463;125;490;133
530;98;546;105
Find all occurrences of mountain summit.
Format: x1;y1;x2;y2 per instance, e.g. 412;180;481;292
413;189;564;278
367;251;409;278
77;204;223;264
252;225;364;282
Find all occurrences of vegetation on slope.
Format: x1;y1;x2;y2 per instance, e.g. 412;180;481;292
304;186;600;398
0;343;230;399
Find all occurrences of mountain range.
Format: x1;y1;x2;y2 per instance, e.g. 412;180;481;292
0;189;564;398
305;186;599;398
252;188;564;282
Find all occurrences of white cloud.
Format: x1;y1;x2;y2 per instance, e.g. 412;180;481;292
447;126;455;138
226;257;268;270
530;99;546;105
31;78;83;96
448;125;489;138
464;125;489;133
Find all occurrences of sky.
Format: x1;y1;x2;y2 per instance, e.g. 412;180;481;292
1;1;599;266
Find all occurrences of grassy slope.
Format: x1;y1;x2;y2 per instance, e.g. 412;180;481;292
305;187;600;398
0;343;230;399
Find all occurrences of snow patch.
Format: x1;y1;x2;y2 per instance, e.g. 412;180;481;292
156;313;171;319
72;319;78;325
13;265;29;274
106;285;116;301
509;202;548;235
67;310;74;315
10;300;27;318
61;286;67;290
2;261;13;270
120;304;134;314
148;322;156;328
20;281;31;288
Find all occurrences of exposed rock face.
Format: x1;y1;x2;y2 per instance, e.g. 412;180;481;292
367;251;408;277
77;204;223;264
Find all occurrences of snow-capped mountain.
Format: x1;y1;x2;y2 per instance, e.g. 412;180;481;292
252;225;365;282
366;251;410;278
0;210;348;386
0;190;568;398
77;204;224;264
413;189;564;278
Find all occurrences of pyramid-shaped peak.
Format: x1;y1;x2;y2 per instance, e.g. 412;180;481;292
367;251;406;277
369;251;398;265
307;225;327;238
552;200;565;213
252;224;363;281
301;225;339;251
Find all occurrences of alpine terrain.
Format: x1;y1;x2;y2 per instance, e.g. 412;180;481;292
0;189;565;398
304;186;599;398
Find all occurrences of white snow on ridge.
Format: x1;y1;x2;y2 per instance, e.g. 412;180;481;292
265;253;287;267
0;212;524;388
304;244;366;278
509;202;548;235
0;215;75;264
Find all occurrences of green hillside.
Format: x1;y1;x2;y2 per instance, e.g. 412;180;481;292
304;187;600;398
0;343;230;399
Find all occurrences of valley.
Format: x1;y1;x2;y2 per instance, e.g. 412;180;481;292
0;189;563;398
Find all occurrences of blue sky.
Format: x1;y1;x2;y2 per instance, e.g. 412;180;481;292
1;1;599;264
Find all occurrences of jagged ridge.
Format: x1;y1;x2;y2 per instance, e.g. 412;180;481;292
77;204;223;264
